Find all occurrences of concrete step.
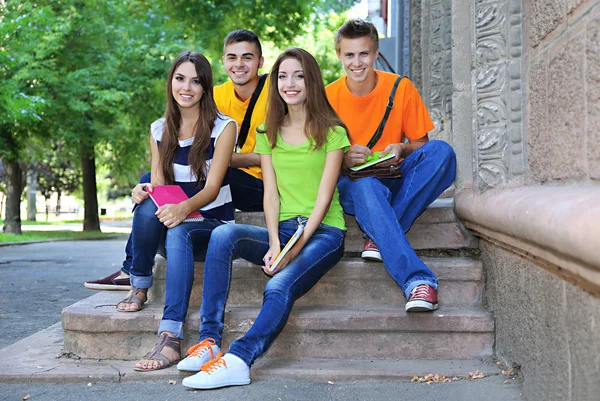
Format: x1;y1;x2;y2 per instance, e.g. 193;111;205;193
62;292;494;361
1;323;504;384
149;257;483;308
235;198;478;251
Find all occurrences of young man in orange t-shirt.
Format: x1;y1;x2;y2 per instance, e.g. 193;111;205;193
326;19;456;312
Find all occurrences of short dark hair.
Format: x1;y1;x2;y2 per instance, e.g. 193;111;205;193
223;29;262;58
335;19;379;52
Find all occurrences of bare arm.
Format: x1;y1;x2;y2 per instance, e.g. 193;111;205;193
230;152;261;168
260;153;281;269
156;122;236;228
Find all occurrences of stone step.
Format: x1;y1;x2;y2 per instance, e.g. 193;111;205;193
235;198;478;251
149;257;483;308
1;323;503;384
62;292;494;361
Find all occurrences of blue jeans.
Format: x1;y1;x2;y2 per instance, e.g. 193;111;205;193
337;140;456;299
121;169;264;273
228;167;264;212
199;218;345;366
128;198;224;338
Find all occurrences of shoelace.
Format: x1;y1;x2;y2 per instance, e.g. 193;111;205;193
200;352;226;374
187;338;216;359
410;284;430;300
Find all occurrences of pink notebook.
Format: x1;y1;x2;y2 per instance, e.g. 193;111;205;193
146;185;204;222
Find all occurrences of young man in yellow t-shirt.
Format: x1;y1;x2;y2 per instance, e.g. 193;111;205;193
326;19;457;312
85;30;268;291
214;29;268;212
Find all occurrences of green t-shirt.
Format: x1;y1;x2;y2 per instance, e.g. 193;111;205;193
255;126;350;230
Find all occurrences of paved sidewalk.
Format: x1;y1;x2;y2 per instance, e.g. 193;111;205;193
0;239;127;349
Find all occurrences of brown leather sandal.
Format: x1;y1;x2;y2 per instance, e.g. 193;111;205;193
116;286;148;312
134;333;181;371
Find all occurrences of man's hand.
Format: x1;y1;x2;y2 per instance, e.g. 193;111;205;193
131;183;152;204
343;144;373;170
377;143;406;166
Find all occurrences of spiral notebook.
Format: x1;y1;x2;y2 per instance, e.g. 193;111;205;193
146;185;204;222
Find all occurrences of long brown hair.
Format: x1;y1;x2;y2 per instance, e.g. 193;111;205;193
160;51;218;184
262;47;348;149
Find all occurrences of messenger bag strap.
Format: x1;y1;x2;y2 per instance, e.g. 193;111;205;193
236;73;268;152
365;75;404;150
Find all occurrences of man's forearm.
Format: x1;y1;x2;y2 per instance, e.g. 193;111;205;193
230;152;261;168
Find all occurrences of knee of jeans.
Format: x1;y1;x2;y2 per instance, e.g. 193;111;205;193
264;279;291;301
134;198;158;219
208;224;238;249
429;140;456;165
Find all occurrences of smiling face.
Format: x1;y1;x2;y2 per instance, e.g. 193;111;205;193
277;57;306;107
171;61;203;109
337;36;378;87
222;41;264;87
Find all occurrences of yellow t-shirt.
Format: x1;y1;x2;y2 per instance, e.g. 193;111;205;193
213;77;269;179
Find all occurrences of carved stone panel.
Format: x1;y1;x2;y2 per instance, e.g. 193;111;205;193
426;0;453;143
474;0;525;190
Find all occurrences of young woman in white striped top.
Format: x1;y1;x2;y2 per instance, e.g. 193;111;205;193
116;51;237;372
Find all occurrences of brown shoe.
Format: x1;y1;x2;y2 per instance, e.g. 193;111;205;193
84;270;131;291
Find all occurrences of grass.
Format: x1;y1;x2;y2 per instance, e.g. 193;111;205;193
0;230;118;243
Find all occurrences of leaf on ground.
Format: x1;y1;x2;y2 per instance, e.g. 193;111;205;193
502;368;514;376
36;366;43;369
22;395;31;400
87;382;93;387
467;371;485;380
504;380;510;384
412;374;452;383
168;380;176;385
327;381;334;385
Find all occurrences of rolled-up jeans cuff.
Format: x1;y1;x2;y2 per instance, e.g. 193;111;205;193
130;272;153;289
404;279;438;299
158;319;185;339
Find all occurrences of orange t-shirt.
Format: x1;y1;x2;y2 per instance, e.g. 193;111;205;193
325;71;433;152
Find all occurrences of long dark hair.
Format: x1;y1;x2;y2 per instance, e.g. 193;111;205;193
262;47;348;149
160;51;218;184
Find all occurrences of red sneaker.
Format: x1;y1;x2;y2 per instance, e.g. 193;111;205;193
84;270;131;291
361;237;382;262
405;284;438;312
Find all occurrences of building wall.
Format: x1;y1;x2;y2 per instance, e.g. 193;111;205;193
525;0;600;183
412;0;600;399
482;241;600;401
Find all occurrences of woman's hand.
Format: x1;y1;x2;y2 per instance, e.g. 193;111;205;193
264;241;303;276
132;183;153;204
262;244;280;276
156;202;189;228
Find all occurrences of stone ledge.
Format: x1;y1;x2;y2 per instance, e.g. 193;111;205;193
455;186;600;297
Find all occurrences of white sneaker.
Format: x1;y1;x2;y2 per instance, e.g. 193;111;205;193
182;353;251;390
177;338;220;372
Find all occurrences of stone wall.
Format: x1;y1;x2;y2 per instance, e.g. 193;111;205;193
525;0;600;183
481;241;600;401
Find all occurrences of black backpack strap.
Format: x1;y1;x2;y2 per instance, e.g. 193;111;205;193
236;74;268;152
365;76;404;149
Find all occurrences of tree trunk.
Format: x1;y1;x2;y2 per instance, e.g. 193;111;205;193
80;143;101;232
2;160;24;234
56;191;62;216
26;168;38;221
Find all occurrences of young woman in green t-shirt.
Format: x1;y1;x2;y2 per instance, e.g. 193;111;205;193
178;48;350;390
